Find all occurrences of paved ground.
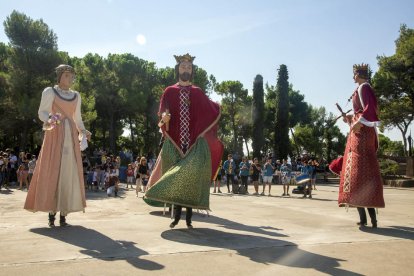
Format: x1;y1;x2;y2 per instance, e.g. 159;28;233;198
1;179;414;275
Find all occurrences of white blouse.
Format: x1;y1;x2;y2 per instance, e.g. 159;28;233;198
38;85;88;135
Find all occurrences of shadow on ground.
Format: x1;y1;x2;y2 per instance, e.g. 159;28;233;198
162;228;362;275
359;225;414;240
150;211;287;238
30;226;163;271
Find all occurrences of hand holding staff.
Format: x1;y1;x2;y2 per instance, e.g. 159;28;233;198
158;109;170;131
335;103;352;125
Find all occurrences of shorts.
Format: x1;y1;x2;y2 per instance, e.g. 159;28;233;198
251;175;259;182
216;174;222;181
263;175;273;183
142;178;149;186
281;176;291;185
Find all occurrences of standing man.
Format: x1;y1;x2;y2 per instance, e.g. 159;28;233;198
280;159;292;197
338;63;384;228
223;154;237;193
239;156;250;194
24;64;91;227
144;54;223;229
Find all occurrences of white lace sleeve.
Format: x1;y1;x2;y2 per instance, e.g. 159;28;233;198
73;91;91;139
38;87;54;122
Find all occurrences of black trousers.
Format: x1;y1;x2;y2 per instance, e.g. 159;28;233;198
226;174;236;190
240;175;248;189
173;205;193;225
357;207;377;224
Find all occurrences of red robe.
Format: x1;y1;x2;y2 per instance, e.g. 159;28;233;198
338;83;385;208
158;84;223;180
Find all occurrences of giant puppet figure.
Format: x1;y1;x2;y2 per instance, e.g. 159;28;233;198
338;63;384;228
24;65;90;227
144;54;223;227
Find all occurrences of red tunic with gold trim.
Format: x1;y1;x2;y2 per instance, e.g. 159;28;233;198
143;84;223;209
158;84;223;175
338;83;385;208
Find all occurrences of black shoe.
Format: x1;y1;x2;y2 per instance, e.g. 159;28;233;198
48;213;56;228
372;221;378;228
60;215;69;227
187;224;193;229
357;222;367;227
170;222;177;229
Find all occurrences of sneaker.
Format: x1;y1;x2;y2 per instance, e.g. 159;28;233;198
260;192;265;196
282;193;286;197
308;195;312;199
170;222;177;229
286;193;290;197
302;194;307;198
218;190;222;193
187;224;193;229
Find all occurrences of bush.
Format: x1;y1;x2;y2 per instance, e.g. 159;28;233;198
378;158;399;176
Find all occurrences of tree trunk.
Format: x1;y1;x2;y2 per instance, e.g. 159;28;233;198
244;137;250;158
290;128;300;157
128;116;135;145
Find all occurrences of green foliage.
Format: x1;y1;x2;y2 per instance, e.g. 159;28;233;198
291;106;346;161
2;10;62;150
215;80;250;156
274;64;290;160
373;24;414;156
378;158;399;176
378;134;405;156
252;75;264;159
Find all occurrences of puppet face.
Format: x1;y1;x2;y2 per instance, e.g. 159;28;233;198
59;71;75;87
178;61;192;82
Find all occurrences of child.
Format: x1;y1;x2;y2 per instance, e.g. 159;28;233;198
280;159;292;196
126;164;134;189
213;160;223;193
301;160;314;198
106;166;119;197
137;157;150;195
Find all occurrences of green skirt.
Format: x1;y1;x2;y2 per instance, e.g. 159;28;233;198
144;137;212;209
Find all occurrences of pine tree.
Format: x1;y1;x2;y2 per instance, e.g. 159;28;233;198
274;65;290;160
252;75;264;159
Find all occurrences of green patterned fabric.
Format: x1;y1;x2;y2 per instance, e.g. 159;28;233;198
144;137;212;209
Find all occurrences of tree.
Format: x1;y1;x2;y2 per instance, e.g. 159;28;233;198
373;24;414;154
3;10;62;150
215;80;249;157
252;75;264;159
274;65;290;160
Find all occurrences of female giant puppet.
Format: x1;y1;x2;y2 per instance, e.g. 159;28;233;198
144;54;223;218
24;65;90;227
337;63;384;228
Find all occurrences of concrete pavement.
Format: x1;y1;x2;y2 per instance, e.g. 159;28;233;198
1;179;414;275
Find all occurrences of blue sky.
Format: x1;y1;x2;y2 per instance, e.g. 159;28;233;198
1;0;413;141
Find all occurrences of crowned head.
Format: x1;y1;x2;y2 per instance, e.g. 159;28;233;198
174;53;196;84
353;63;369;80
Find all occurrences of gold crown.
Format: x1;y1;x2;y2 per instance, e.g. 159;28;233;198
353;63;369;72
174;53;195;63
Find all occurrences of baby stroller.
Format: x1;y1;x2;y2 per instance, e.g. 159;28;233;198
292;173;310;194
